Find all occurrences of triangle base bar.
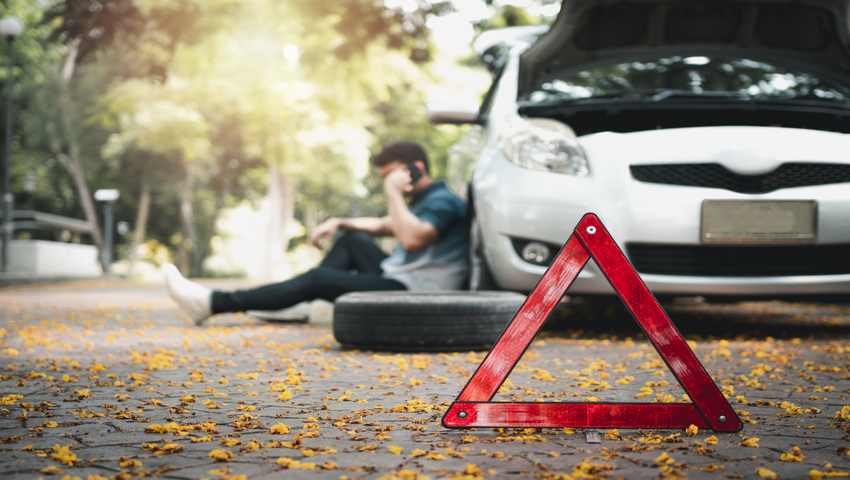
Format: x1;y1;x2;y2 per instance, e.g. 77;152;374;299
444;402;711;429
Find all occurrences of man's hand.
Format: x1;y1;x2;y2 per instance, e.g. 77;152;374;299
383;167;413;197
309;218;341;248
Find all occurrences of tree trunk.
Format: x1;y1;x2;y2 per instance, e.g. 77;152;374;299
177;161;198;276
305;206;324;235
304;205;325;265
191;159;230;278
127;177;151;278
49;148;106;269
260;162;294;281
46;38;107;272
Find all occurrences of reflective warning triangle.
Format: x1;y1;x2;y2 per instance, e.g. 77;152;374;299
443;213;742;432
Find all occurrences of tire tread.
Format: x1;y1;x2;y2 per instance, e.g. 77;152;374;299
333;291;525;351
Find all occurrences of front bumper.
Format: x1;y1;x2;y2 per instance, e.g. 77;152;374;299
473;145;850;296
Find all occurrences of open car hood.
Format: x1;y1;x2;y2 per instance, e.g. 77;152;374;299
519;0;850;99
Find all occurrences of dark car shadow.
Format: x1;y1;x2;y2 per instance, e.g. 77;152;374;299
543;296;850;340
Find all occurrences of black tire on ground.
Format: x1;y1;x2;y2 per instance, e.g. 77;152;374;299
333;291;527;352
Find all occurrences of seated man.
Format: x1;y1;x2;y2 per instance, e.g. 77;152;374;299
163;141;468;324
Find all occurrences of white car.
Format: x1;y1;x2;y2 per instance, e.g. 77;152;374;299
430;0;850;297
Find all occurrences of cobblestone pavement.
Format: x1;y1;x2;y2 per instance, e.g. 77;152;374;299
1;280;850;480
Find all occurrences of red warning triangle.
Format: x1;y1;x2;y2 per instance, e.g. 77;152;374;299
443;213;742;432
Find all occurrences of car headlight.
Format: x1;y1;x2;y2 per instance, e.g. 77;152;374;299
497;117;589;176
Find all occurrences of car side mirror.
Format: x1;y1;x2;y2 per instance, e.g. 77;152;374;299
426;100;483;125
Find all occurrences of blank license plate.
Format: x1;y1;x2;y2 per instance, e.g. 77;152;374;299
701;200;817;244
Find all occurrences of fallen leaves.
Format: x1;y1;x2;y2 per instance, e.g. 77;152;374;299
391;399;436;413
639;434;663;444
573;460;616;475
757;467;777;479
209;449;234;462
778;401;804;416
51;444;78;466
6;286;850;480
272;456;334;471
739;437;760;447
0;394;23;405
144;422;194;434
141;442;184;454
636;386;652;398
272;456;300;468
269;423;290;434
781;446;805;462
118;457;142;468
811;470;850;479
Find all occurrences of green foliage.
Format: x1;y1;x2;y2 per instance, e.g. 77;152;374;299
1;1;63;215
477;4;541;30
8;0;469;274
44;0;242;79
100;80;212;163
294;0;453;64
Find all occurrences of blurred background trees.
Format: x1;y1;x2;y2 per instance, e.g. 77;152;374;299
1;0;548;280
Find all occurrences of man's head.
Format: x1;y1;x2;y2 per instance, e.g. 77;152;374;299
371;141;430;174
372;141;431;194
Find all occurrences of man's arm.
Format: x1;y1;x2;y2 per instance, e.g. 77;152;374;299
384;170;438;253
338;217;393;236
309;216;392;248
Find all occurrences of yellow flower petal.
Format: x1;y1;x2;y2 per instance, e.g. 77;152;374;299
756;467;777;479
739;437;759;447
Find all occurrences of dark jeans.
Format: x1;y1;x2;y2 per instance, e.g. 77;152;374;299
211;232;406;314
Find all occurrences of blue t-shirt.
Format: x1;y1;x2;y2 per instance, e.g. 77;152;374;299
381;180;468;290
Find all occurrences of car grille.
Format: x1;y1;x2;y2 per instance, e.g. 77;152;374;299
630;163;850;193
625;243;850;277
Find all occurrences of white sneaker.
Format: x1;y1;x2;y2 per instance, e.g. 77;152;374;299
247;301;311;322
162;264;212;325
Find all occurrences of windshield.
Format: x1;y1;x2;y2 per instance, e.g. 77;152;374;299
521;56;850;107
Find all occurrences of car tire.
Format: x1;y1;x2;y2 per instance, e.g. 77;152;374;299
333;291;526;351
469;217;498;291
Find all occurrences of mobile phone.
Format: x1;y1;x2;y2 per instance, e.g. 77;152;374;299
407;164;423;184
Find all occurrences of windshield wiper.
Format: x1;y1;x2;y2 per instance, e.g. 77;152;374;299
645;89;752;101
520;89;850;113
521;89;751;107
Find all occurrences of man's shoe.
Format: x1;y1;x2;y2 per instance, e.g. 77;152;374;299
162;264;212;325
247;302;311;323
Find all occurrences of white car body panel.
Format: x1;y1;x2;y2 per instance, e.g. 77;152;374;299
436;4;850;297
470;51;850;296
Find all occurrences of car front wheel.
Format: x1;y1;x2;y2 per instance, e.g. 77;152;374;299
469;216;498;291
